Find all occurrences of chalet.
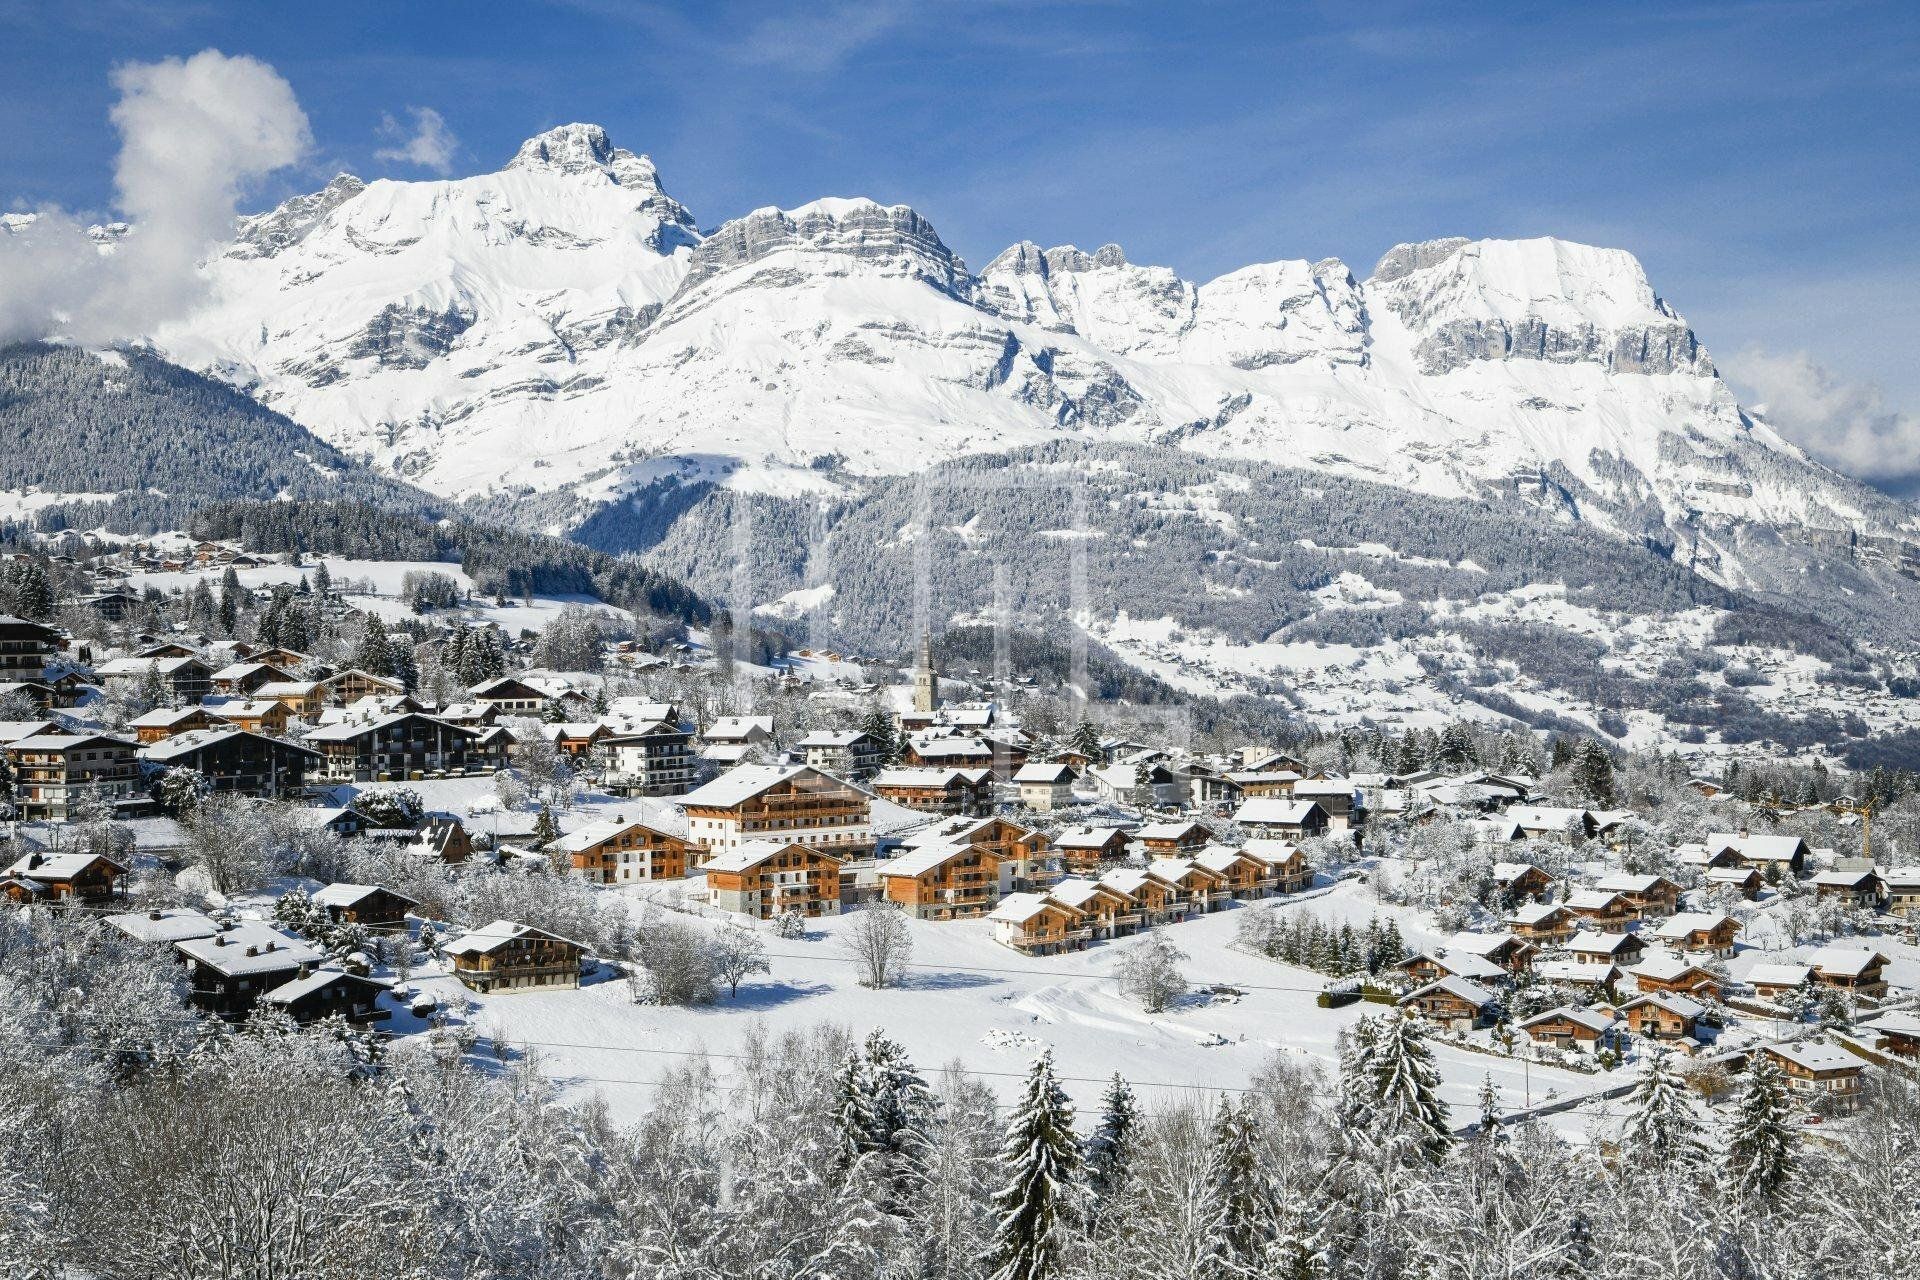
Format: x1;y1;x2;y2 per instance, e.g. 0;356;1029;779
1566;930;1647;968
414;814;473;865
1467;817;1525;845
1493;862;1555;904
987;892;1088;955
255;680;325;719
1677;842;1745;872
104;906;219;946
1292;779;1357;831
139;728;318;797
1046;877;1144;940
1630;953;1723;998
1136;821;1211;854
1398;976;1501;1030
1708;832;1809;878
550;819;695;884
2;851;127;904
1687;776;1725;798
1193;846;1276;899
900;816;1057;891
5;732;140;821
1240;839;1313;894
1812;868;1885;908
1746;963;1813;1001
1704;865;1766;899
905;735;1015;776
81;589;140;621
1507;902;1577;945
1884;868;1920;918
1762;1041;1864;1113
1533;959;1623;990
126;704;224;744
432;700;496;730
544;722;614;759
209;699;292;736
1804;945;1891;999
879;842;1001;920
680;764;872;857
1146;858;1230;915
701;716;777;766
871;766;993;816
1185;761;1242;809
599;719;699;796
1049;825;1132;872
703;840;844;918
0;679;55;713
1013;761;1078;812
1444;931;1538;974
210;660;295;697
1562;889;1637;931
261;969;391;1024
1620;992;1707;1042
444;920;587;993
1098;867;1174;925
1593;873;1683;918
1520;1006;1623;1054
1652;912;1741;957
96;655;213;705
309;883;419;928
177;924;323;1018
1857;1010;1920;1059
249;646;311;671
1228;770;1302;798
320;669;408;706
304;712;482;782
1233;798;1330;840
1087;760;1182;808
0;616;62;685
1508;805;1595;843
1399;950;1508;988
797;729;889;779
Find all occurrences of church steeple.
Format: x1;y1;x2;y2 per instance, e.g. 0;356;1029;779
912;631;939;713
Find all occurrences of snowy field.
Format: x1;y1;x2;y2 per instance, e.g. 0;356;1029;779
381;881;1614;1136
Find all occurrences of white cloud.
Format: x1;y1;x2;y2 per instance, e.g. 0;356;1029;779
0;49;310;346
375;106;458;175
1722;346;1920;492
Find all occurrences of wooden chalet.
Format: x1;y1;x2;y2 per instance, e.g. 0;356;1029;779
551;819;695;884
1506;902;1577;945
680;764;872;857
321;668;408;706
1592;873;1683;918
1562;889;1638;931
1045;877;1144;940
309;883;418;928
1443;931;1539;974
987;892;1088;955
210;660;296;697
1048;825;1132;873
1398;950;1508;988
871;766;993;816
1137;820;1211;854
1630;953;1723;998
1398;976;1501;1030
0;615;62;685
176;924;323;1018
1761;1041;1864;1113
104;907;219;947
1566;930;1647;968
1232;798;1330;840
261;969;391;1024
1704;865;1765;899
703;840;844;919
138;728;318;797
5;732;140;821
1804;946;1891;999
1193;846;1276;899
304;711;482;782
899;816;1056;891
598;718;698;797
1240;838;1313;894
879;842;1001;920
210;699;293;736
2;851;127;904
1620;992;1707;1042
1708;832;1809;878
1812;868;1886;908
797;729;889;778
1520;1006;1623;1054
1652;912;1741;957
1507;805;1596;843
1492;862;1555;904
1097;867;1175;925
1881;868;1920;917
126;704;224;743
1857;1010;1920;1059
1746;963;1813;1001
255;680;325;719
1146;857;1230;915
444;919;587;993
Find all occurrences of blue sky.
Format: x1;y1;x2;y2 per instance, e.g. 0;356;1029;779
4;0;1918;479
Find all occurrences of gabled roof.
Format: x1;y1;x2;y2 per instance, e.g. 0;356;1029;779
1050;824;1131;850
1233;798;1323;825
1493;861;1548;883
1445;930;1528;957
873;767;976;788
1707;832;1807;861
1047;877;1133;909
1804;945;1887;976
6;731;135;753
1405;950;1505;982
139;727;319;762
310;882;418;910
1621;991;1705;1020
444;918;587;956
1013;761;1076;784
701;839;841;874
1137;820;1209;842
105;907;219;944
1594;873;1674;894
1566;930;1640;956
680;763;816;808
1147;857;1223;887
1508;902;1571;926
547;819;681;854
1401;975;1500;1007
1812;868;1881;887
1765;1040;1860;1073
5;851;127;881
1631;953;1716;982
1654;912;1738;941
1746;962;1812;986
1520;1005;1618;1034
262;967;392;1005
987;891;1071;925
704;716;775;740
176;924;321;976
879;841;992;878
1564;889;1629;912
1508;805;1591;829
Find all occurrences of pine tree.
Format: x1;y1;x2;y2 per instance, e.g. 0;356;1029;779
1623;1049;1708;1175
1573;741;1616;806
1725;1053;1797;1203
1351;1012;1452;1164
355;616;396;677
1209;1096;1269;1272
1476;1073;1501;1141
1067;719;1101;759
532;804;559;847
218;566;242;635
312;560;332;598
1082;1073;1139;1211
988;1050;1079;1280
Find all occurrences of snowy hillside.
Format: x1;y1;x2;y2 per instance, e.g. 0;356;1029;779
147;125;1915;579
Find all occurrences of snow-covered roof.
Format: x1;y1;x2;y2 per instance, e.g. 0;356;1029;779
1746;963;1812;986
879;842;985;878
704;716;774;741
1594;873;1670;893
1631;953;1713;982
701;839;841;874
1508;902;1569;925
1653;912;1736;941
1233;798;1320;825
1533;959;1619;985
987;891;1066;925
1050;824;1130;849
872;767;974;788
1418;950;1505;981
1291;779;1352;798
7;732;134;752
1445;930;1523;956
1508;805;1590;829
1623;991;1705;1019
104;907;219;944
1566;931;1639;956
5;851;125;882
444;918;586;956
1493;861;1546;883
1565;889;1628;911
797;730;869;748
176;924;321;975
1520;1006;1617;1033
1047;877;1128;909
261;967;390;1006
1098;867;1152;896
1147;857;1217;886
547;818;669;853
1013;761;1076;784
1804;946;1886;977
1707;832;1806;861
310;882;417;909
1765;1040;1859;1073
1239;838;1302;864
1811;868;1880;887
1402;975;1500;1007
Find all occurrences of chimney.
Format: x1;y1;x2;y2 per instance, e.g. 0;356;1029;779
245;945;259;957
214;935;228;947
147;909;162;921
27;853;43;869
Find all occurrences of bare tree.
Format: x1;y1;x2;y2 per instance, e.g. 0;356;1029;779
709;919;771;997
841;902;913;989
1116;929;1189;1013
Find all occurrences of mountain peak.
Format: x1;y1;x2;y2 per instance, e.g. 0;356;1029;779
1369;237;1471;283
506;123;664;192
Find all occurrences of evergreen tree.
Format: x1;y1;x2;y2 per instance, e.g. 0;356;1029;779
1347;1012;1452;1164
1209;1095;1270;1272
1573;740;1616;806
1067;719;1102;759
988;1051;1079;1280
532;804;559;847
1726;1054;1798;1203
1082;1073;1139;1211
354;616;397;677
312;560;332;598
1623;1049;1708;1175
860;707;898;763
217;566;242;635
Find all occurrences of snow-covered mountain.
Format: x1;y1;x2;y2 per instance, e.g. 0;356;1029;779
152;123;1918;593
